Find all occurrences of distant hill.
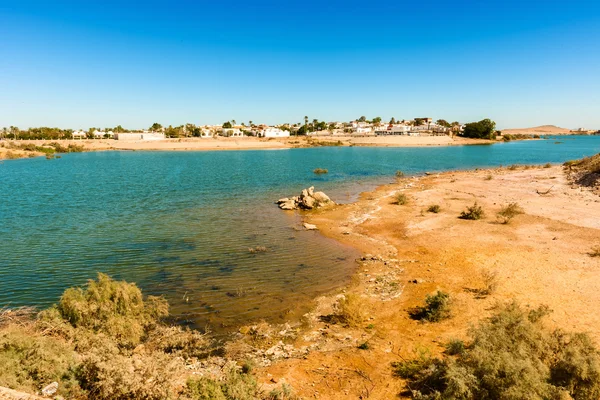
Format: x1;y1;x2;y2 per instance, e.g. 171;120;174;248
502;125;571;135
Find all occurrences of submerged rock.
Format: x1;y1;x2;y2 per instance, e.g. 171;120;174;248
277;186;335;210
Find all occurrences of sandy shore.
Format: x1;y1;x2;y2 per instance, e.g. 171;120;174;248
254;165;600;399
0;135;491;159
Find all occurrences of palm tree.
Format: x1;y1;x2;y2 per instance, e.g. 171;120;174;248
249;120;253;127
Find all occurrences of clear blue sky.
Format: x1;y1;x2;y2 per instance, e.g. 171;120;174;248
1;0;599;130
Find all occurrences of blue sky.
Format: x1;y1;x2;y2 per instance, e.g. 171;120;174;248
1;0;599;129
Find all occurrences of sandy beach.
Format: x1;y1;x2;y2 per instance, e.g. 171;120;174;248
250;164;600;399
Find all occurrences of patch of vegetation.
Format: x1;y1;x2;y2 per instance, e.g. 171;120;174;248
394;192;409;205
393;302;600;399
544;162;552;168
187;365;258;400
496;202;524;224
564;153;600;190
459;202;484;220
313;168;328;174
331;293;367;327
444;339;465;356
507;164;520;170
0;274;214;399
427;204;441;213
358;341;370;350
484;174;493;180
409;291;451;322
395;170;405;178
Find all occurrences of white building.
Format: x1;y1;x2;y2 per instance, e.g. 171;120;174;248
221;128;243;137
114;132;165;140
263;127;290;138
375;124;410;135
72;130;86;139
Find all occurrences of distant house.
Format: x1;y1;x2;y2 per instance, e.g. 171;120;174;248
375;124;410;135
114;132;165;140
200;128;212;138
263;127;289;138
72;130;86;139
221;128;243;137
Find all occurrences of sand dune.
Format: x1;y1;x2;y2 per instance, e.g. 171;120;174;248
502;124;571;135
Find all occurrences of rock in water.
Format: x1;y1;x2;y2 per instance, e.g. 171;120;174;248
303;223;318;230
307;186;315;196
279;200;297;210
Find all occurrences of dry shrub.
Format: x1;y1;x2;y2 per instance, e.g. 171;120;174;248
77;339;183;400
394;301;600;399
459;202;484;220
187;364;258;400
497;202;524;224
427;204;441;213
480;269;499;296
0;324;80;396
56;273;168;348
484;174;493;180
335;294;367;327
395;192;409;205
396;170;405;178
409;291;451;322
145;325;210;359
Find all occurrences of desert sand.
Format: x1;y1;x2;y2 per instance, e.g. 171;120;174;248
502;124;571;135
254;165;600;399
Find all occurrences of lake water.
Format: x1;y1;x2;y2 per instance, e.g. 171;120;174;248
1;136;599;331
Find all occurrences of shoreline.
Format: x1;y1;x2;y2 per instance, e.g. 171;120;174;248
251;163;600;399
0;136;497;160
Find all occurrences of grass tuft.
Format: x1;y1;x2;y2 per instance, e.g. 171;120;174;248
459;202;484;220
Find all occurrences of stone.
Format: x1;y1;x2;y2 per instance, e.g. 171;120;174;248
279;200;297;210
276;198;290;204
301;196;316;209
312;191;331;203
307;186;315;197
41;382;58;397
303;223;318;230
301;189;309;198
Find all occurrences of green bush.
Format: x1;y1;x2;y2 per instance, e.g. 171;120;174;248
187;365;258;400
459;202;484;220
394;302;600;399
56;273;168;348
409;291;451;322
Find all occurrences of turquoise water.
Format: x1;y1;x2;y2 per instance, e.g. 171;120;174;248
1;136;599;331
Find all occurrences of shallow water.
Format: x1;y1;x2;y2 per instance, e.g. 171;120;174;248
1;136;598;331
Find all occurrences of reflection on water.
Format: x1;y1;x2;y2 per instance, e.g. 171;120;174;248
1;136;599;332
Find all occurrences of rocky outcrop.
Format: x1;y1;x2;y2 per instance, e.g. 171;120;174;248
276;187;335;210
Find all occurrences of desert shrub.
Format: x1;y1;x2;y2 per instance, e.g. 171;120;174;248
395;301;600;399
589;246;600;257
459;202;484;220
76;340;182;400
484;174;493;180
0;324;79;396
497;202;524;224
56;273;168;348
313;168;328;174
544;162;552;168
507;164;520;170
145;325;210;359
358;341;370;350
409;291;451;322
334;294;367;327
396;170;405;178
445;339;465;356
480;269;499;296
187;365;258;400
4;151;20;159
427;204;441;213
395;192;409;205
